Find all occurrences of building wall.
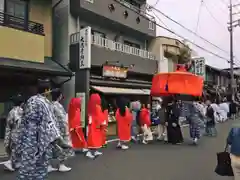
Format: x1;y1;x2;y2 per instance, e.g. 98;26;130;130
29;0;52;58
0;0;4;12
53;0;75;109
79;20;146;49
0;0;52;60
53;0;157;108
70;0;156;37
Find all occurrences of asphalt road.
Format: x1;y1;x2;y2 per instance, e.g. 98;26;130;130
0;121;234;180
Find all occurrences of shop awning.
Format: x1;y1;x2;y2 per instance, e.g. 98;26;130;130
0;57;73;77
92;86;150;95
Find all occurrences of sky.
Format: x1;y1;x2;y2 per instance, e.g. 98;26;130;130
147;0;240;69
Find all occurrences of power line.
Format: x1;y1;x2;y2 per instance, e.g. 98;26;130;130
148;6;231;55
152;0;161;6
202;1;226;29
116;0;239;65
152;11;169;28
194;0;204;43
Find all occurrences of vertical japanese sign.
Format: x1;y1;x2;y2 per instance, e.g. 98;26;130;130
76;92;86;127
192;57;206;80
79;26;91;69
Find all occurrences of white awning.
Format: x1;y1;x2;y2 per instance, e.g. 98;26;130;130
142;89;151;95
92;86;150;95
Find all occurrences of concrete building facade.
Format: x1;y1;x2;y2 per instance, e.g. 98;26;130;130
53;0;158;107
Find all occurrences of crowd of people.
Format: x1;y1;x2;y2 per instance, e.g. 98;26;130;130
0;78;238;180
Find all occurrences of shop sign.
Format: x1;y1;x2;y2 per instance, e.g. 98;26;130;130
76;92;86;128
191;57;206;80
79;26;91;69
102;65;128;78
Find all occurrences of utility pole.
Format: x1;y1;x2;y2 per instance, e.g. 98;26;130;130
229;0;235;98
228;0;240;98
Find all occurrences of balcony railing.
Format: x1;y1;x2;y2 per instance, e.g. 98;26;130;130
0;12;44;35
70;33;156;60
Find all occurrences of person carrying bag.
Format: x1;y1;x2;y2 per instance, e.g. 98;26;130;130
220;123;240;179
215;144;234;177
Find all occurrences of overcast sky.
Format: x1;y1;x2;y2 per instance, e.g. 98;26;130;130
147;0;240;69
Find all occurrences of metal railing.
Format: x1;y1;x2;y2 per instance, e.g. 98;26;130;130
0;12;44;35
70;33;156;60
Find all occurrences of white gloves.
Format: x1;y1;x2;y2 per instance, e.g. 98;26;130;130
89;116;92;124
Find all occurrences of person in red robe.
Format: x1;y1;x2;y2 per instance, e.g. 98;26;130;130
68;98;88;152
86;93;106;159
140;104;153;144
101;109;108;148
116;97;133;150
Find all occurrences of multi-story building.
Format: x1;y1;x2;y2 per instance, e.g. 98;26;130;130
149;36;191;73
53;0;158;108
0;0;72;140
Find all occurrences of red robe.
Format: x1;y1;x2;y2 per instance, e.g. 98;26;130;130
101;109;109;145
116;108;132;142
87;94;105;149
68;98;87;149
139;108;151;127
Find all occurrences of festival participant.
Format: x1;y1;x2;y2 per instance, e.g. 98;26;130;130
219;99;229;122
3;94;24;171
86;93;106;159
205;99;217;136
152;98;167;141
116;97;133;150
140;104;153;144
14;79;70;180
165;99;183;145
187;102;204;145
68;98;87;152
101;98;109;148
50;89;74;172
129;100;141;142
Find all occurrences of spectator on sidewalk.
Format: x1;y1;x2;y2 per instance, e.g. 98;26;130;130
227;123;240;180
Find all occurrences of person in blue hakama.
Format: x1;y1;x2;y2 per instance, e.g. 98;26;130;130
13;79;71;180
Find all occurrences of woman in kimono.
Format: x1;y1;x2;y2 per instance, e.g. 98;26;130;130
116;97;133;150
86;93;106;159
3;94;24;171
165;100;183;145
139;104;153;144
68;98;87;152
14;79;70;180
101;97;109;148
187;102;204;145
50;90;74;172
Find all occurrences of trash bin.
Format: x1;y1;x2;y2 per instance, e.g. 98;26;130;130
0;117;6;139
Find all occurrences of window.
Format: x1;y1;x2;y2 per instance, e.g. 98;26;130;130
148;20;155;30
85;0;94;3
4;0;28;30
91;30;106;38
123;0;141;12
124;40;140;49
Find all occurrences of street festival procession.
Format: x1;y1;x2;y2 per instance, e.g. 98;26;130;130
1;59;240;180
